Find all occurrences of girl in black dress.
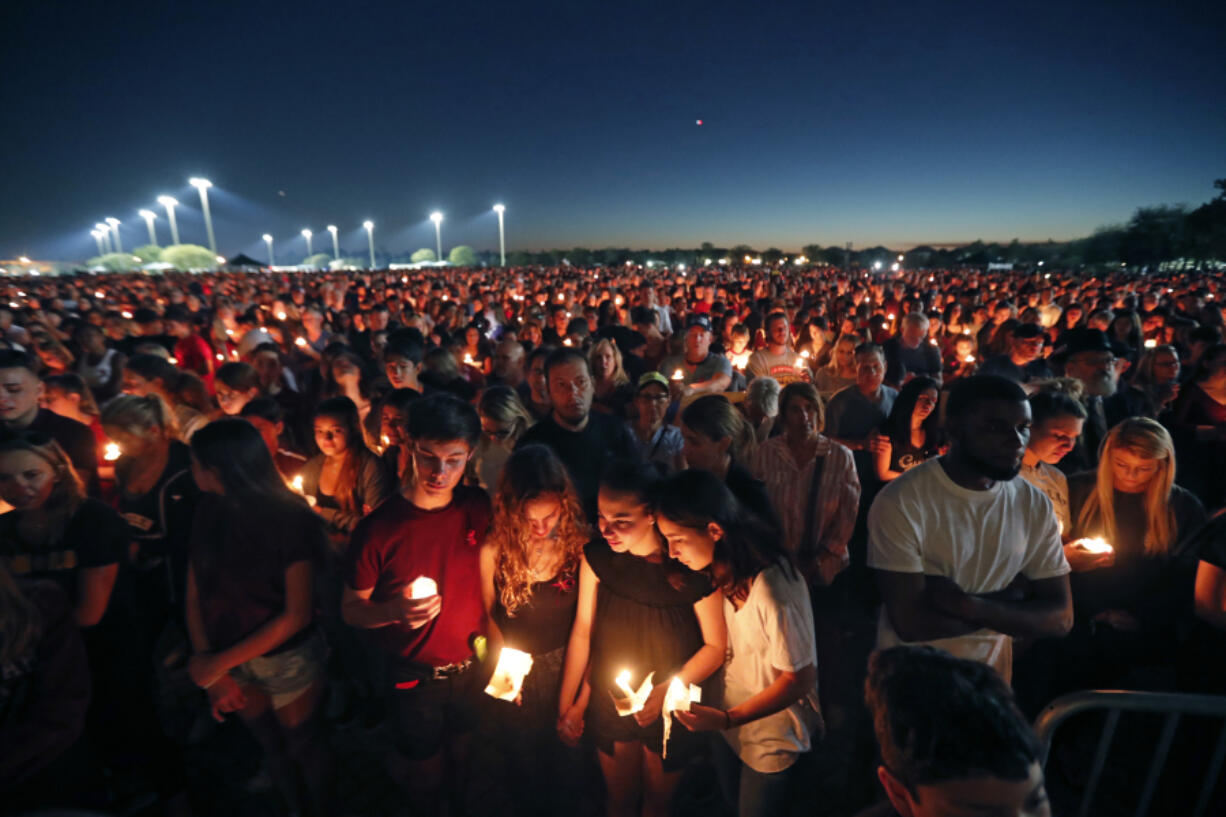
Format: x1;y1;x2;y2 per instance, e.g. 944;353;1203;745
479;444;589;815
558;461;726;817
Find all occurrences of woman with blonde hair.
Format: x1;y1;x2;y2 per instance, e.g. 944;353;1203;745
471;386;534;493
589;338;633;418
479;444;589;815
814;332;861;401
1062;417;1207;689
681;395;777;532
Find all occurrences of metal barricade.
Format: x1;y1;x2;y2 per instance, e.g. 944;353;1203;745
1034;690;1226;817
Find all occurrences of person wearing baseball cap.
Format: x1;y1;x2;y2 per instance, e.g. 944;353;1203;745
629;371;685;471
657;313;732;400
980;322;1052;386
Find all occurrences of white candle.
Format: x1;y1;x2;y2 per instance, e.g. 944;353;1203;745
613;669;655;716
484;647;534;702
408;576;438;599
661;675;703;758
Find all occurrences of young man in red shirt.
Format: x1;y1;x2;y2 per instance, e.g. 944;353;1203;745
341;393;490;812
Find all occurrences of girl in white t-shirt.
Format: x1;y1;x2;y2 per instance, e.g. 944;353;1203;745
654;469;823;817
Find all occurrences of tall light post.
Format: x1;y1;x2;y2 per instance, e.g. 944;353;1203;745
363;221;375;269
157;196;180;245
91;230;106;256
138;209;158;246
263;234;275;266
492;204;506;267
105;218;123;253
94;223;113;254
301;229;313;259
189;178;216;254
327;225;339;260
430;211;443;263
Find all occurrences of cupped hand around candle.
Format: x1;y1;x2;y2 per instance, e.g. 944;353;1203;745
675;703;727;732
634;683;668;727
1063;542;1115;572
393;593;442;628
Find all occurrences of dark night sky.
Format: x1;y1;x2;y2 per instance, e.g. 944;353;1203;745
3;0;1224;261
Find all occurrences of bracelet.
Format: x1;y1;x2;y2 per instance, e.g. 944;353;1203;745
723;709;733;729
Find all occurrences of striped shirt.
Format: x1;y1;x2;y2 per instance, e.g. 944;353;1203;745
751;435;861;563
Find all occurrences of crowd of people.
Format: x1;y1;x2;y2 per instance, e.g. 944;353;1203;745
2;262;1225;817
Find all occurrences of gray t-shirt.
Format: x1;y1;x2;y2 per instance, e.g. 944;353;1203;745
658;353;733;386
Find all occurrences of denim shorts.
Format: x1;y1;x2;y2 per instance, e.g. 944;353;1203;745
230;628;329;709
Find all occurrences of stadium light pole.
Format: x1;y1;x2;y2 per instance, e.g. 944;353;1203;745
138;209;158;246
492;204;506;267
327;225;339;260
91;230;106;256
157;196;180;245
301;229;313;258
263;234;275;266
430;211;443;262
94;223;113;254
189;178;217;254
105;218;123;253
363;221;375;269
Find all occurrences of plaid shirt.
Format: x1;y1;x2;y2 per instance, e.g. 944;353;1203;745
751;435;861;563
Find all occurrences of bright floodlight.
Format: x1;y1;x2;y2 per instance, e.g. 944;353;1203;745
105;217;120;227
492;204;505;214
327;224;337;233
139;209;156;220
95;222;108;231
363;221;374;230
157;195;178;207
262;234;273;242
430;211;443;224
189;177;213;189
301;229;312;238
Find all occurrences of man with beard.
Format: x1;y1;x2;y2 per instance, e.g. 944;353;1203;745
516;347;638;518
1054;329;1117;474
867;375;1072;681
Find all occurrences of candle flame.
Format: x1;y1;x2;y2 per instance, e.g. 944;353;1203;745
295;336;308;348
613;669;655;716
661;675;703;758
290;474;304;494
671;369;684;381
275;311;287;321
408;576;438;600
104;442;121;461
1144;339;1157;349
1075;537;1113;555
800;349;811;359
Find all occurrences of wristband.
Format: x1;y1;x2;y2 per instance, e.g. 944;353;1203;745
723;709;733;729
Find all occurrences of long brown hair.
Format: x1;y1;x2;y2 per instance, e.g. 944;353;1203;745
314;396;367;517
486;445;589;616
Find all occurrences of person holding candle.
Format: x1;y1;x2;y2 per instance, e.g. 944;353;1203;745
869;376;944;484
239;397;309;481
1017;383;1087;545
1061;417;1207;689
557;460;726;817
184;419;333;817
300;396;392;550
377;388;420;488
657;314;733;401
479;444;589;815
342;394;491;814
747;312;810;385
657;469;821;817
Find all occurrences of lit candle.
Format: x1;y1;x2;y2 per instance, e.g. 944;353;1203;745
963;354;976;364
121;310;133;319
95;290;105;299
168;356;178;365
215;353;225;361
613;669;655;716
463;353;475;365
408;576;438;599
731;352;750;370
103;442;121;462
1144;339;1157;349
562;338;573;347
671;369;684;381
290;474;304;494
1074;537;1113;555
225;328;234;336
275;311;287;321
661;675;703;759
295;337;308;348
800;349;811;359
483;647;534;702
